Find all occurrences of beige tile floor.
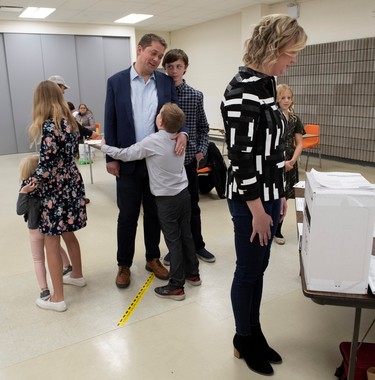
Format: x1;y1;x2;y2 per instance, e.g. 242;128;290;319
1;149;374;380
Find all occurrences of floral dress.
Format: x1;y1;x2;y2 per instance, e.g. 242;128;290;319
33;118;87;235
282;115;305;199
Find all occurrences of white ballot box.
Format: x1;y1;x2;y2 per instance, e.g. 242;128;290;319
301;170;375;294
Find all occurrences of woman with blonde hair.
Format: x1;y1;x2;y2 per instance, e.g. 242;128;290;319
29;80;87;312
221;14;307;375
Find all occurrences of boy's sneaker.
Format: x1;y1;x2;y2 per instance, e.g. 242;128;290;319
154;285;185;301
40;289;51;300
196;248;216;263
274;233;285;245
163;253;171;266
63;265;73;276
186;275;202;286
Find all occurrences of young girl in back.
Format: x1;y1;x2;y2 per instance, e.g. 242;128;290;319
16;154;72;300
275;84;305;244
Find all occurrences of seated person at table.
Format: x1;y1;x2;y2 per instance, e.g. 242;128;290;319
75;104;96;132
68;102;99;141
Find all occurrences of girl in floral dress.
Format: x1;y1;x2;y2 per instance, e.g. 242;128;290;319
29;80;87;312
274;83;305;245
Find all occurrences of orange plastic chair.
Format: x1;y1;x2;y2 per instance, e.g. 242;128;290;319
197;166;213;175
302;124;321;171
92;123;101;140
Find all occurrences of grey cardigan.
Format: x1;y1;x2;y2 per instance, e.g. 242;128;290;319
16;193;40;230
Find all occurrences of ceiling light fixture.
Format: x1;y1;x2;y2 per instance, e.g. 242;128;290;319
115;13;153;24
0;6;24;12
19;7;56;19
287;2;299;18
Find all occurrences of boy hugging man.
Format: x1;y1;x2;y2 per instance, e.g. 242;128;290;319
101;103;201;300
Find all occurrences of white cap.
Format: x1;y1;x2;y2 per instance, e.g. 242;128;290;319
48;75;70;89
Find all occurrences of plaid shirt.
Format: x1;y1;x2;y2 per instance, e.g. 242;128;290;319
176;80;209;165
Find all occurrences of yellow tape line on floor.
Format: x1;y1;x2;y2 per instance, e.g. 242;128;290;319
117;273;155;327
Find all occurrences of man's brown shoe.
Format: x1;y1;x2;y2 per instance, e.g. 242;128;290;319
116;266;130;288
145;259;169;280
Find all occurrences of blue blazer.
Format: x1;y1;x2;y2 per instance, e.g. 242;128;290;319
104;67;184;174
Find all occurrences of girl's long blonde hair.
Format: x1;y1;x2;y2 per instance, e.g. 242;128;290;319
277;83;297;123
19;154;39;181
28;80;78;147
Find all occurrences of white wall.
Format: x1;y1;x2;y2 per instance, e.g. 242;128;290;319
162;0;375;130
170;14;242;130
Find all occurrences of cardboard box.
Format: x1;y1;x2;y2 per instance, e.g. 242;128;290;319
301;170;375;294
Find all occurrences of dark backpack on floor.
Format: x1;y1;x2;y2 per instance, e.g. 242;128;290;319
198;142;227;199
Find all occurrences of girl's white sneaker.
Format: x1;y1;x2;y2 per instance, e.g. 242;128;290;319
36;298;67;312
63;274;87;287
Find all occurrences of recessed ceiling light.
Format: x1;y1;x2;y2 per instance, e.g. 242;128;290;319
115;13;153;24
19;7;56;19
0;6;24;12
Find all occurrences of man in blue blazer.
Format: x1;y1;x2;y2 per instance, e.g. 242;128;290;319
104;33;187;288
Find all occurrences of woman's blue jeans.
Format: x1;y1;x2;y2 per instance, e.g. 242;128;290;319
227;198;281;336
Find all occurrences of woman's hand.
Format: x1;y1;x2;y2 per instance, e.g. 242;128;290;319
247;199;273;246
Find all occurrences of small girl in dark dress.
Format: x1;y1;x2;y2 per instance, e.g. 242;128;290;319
16;154;72;301
275;83;305;244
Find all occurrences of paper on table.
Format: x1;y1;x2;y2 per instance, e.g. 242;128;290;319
295;197;305;212
293;181;305;189
369;256;375;295
297;223;303;237
310;169;373;189
85;139;102;145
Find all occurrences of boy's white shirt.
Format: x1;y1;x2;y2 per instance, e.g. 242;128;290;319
101;130;188;196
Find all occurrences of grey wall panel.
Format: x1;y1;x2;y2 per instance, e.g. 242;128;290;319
75;36;106;126
280;37;375;164
4;34;44;153
103;37;131;79
41;34;80;109
73;36;131;127
0;33;131;155
101;37;131;128
0;35;17;155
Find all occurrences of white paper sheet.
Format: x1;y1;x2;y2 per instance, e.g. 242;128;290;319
369;256;375;295
85;139;102;145
295;198;305;212
297;223;303;237
310;169;373;189
293;181;305;189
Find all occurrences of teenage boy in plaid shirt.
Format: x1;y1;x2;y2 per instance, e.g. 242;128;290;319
162;49;216;264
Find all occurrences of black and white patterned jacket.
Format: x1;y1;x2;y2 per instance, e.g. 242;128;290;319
221;66;285;202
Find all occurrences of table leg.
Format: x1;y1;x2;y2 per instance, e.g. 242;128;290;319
347;307;362;380
88;144;93;184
